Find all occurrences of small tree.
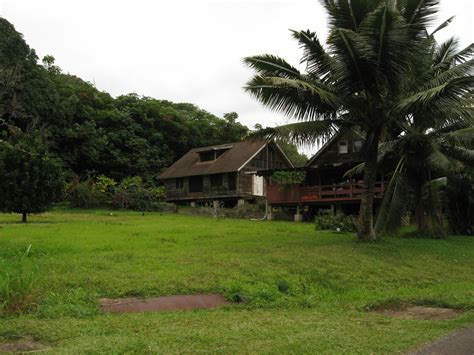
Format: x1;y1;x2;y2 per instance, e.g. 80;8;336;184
0;134;64;222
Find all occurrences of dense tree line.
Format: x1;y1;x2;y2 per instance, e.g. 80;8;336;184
0;17;273;183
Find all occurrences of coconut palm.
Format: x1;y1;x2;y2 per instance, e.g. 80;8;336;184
244;0;443;241
373;35;474;237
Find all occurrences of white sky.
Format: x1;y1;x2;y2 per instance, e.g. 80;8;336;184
1;0;473;151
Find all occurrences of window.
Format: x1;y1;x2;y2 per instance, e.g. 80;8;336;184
175;178;184;189
215;149;226;158
199;151;214;162
210;174;223;187
228;172;237;190
199;148;228;162
353;140;363;153
189;176;203;192
338;140;348;154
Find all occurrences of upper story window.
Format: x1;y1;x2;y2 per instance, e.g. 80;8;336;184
338;140;348;154
210;174;223;187
353;140;363;153
175;178;184;189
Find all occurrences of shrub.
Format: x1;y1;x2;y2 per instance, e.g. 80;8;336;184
112;176;164;211
0;245;37;315
67;179;100;208
315;213;356;233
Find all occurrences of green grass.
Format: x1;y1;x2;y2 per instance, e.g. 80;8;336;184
0;209;473;353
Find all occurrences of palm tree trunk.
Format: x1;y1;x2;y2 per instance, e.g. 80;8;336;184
357;137;379;241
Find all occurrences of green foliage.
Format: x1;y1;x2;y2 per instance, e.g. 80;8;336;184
67;179;101;209
67;175;165;211
443;174;474;235
315;213;357;233
0;133;64;222
112;176;154;211
0;245;37;315
272;170;305;188
275;139;308;167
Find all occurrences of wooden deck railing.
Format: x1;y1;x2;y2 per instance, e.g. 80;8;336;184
267;181;385;205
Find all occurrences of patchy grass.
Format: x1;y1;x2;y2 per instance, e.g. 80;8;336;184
0;209;473;353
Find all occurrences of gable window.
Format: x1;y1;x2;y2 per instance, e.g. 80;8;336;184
338;140;348;154
210;174;223;187
199;151;215;162
175;178;184;189
353;140;363;153
199;148;229;162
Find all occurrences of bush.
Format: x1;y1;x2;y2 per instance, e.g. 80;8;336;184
0;245;37;315
67;179;100;208
111;176;165;211
315;213;357;233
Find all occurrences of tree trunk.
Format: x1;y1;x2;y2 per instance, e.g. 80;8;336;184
414;180;445;238
21;212;27;223
357;136;379;241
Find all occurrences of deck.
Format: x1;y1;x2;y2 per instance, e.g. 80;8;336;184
267;181;385;205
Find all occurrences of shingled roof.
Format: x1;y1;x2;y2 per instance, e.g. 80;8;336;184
157;140;267;179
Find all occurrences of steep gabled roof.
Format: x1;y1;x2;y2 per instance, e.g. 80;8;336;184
157;140;268;179
305;129;365;167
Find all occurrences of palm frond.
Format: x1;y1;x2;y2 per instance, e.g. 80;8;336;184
375;161;410;235
442;127;474;146
243;55;301;79
433;37;459;68
426;146;465;174
441;146;474;166
400;0;440;38
290;30;334;79
429;16;454;36
244;75;341;121
327;28;375;91
248;120;340;145
320;0;378;32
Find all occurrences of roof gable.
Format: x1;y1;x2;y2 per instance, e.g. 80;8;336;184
157;140;267;179
306;129;364;167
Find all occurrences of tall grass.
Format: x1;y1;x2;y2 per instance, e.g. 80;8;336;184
0;244;37;315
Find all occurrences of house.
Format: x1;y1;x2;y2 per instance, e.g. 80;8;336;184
264;129;386;217
157;140;293;206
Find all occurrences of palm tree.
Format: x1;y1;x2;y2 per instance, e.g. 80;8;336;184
374;34;474;237
244;0;442;241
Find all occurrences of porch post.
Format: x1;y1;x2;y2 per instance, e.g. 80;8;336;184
294;205;303;222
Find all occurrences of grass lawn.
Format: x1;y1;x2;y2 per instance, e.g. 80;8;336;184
0;209;473;353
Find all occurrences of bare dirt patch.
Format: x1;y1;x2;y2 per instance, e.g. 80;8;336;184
0;338;46;353
99;294;229;313
375;306;462;320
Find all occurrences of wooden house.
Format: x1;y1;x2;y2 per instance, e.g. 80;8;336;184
158;140;293;205
265;129;386;215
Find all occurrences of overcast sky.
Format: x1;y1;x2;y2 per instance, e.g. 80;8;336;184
1;0;473;140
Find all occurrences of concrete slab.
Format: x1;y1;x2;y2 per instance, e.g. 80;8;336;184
99;294;229;313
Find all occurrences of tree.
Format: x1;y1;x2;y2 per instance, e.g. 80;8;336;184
0;134;64;222
373;32;474;237
244;0;446;241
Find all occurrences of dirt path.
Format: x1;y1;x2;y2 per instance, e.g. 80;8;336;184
412;325;474;355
